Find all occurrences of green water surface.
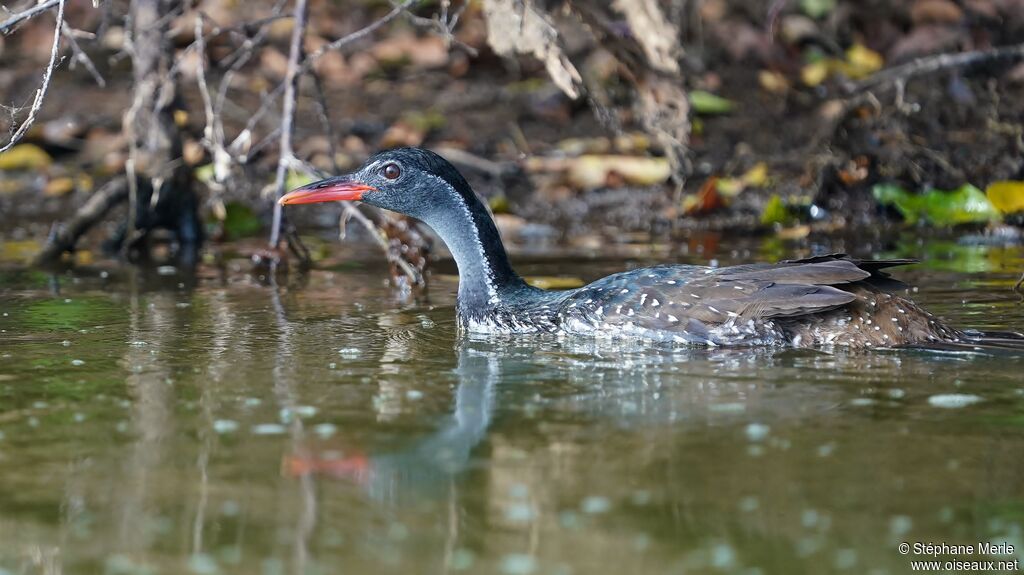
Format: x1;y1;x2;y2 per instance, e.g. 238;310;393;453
1;237;1023;575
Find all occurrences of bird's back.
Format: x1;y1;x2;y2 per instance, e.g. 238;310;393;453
545;254;963;347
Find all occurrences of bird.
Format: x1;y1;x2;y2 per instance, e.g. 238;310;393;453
279;147;1018;349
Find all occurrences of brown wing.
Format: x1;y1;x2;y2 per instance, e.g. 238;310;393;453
557;255;917;340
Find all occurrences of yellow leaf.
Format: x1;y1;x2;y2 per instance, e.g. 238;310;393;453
758;70;789;94
801;61;830;86
742;162;769;187
0;240;41;263
986;181;1024;214
77;174;94;193
0;144;52;170
74;250;94;266
567;155;671;189
44;177;75;197
715;177;744;196
844;44;884;79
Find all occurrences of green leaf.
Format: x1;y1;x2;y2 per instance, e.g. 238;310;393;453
285;170;316;193
223;202;263;239
689;91;735;115
922;184;1000;225
872;183;923;224
194;163;215;184
800;0;836;19
760;194;790;226
873;183;1000;225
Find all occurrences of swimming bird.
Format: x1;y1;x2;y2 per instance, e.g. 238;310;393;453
279;147;1008;348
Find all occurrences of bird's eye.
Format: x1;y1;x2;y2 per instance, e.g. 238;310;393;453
381;163;401;180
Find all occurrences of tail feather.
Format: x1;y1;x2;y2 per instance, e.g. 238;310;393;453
913;329;1024;354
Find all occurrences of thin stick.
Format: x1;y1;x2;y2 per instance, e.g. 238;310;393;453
0;0;65;153
268;0;310;250
34;177;130;264
850;43;1024;94
0;0;60;34
301;0;416;72
61;21;105;87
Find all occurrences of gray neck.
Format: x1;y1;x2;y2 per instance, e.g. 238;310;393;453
420;184;526;317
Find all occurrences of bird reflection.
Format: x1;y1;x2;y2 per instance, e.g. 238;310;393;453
285;331;863;504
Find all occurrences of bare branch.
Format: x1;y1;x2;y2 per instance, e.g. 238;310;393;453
62;21;105;87
268;0;310;250
850;43;1024;94
0;0;65;153
34;177;129;264
0;0;60;34
301;0;416;72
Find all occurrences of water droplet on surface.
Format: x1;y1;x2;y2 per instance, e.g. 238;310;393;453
251;423;286;435
504;503;534;523
213;420;239;434
745;423;770;442
889;515;913;536
581;496;611;514
313;423;337;438
927;394;983;408
499;554;536;575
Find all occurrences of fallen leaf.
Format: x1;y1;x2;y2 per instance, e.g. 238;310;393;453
911;0;964;24
44;177;75;197
801;60;830;86
688;90;735;114
714;163;769;197
776;224;811;239
0;144;52;170
761;195;792;226
840;44;884;78
986;181;1024;214
742;162;769;187
685;176;726;215
567;155;671;189
758;70;790;93
800;0;836;19
873;183;1001;225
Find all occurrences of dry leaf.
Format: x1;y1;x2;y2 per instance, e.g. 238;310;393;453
567;155;671;189
482;0;583;98
611;0;681;73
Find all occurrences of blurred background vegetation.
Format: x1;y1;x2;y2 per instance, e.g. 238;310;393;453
1;0;1023;275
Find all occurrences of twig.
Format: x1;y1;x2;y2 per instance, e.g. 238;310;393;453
268;0;310;251
850;43;1024;94
230;0;420;157
0;0;60;34
300;0;417;72
0;0;65;154
34;177;130;264
61;21;105;87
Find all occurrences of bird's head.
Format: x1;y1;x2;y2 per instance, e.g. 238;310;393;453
278;147;473;221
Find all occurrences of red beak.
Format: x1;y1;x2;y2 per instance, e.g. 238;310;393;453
278;176;376;205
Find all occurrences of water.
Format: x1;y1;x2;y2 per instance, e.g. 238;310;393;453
1;236;1023;575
